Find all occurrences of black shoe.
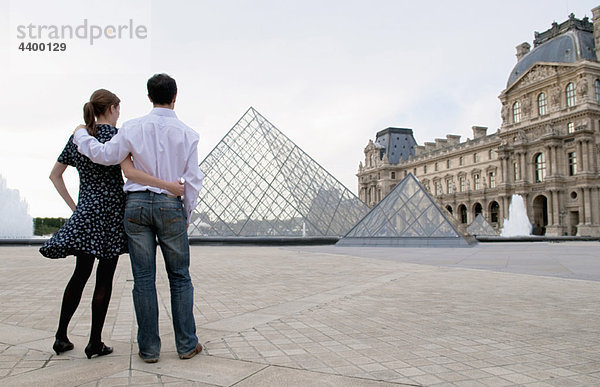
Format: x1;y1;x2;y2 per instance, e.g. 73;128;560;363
53;338;74;355
84;342;113;359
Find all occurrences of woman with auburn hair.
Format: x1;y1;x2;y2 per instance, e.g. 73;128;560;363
40;89;184;359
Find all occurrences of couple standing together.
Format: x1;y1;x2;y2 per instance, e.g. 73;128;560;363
39;73;204;363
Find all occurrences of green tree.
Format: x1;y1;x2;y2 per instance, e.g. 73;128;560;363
34;217;67;236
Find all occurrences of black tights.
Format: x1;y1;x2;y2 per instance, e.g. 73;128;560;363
56;254;118;345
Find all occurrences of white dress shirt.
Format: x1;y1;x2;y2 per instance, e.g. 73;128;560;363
73;108;203;221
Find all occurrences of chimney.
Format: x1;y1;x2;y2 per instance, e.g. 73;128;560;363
434;138;448;148
446;134;461;145
593;6;600;61
472;126;488;139
424;142;436;152
515;42;531;61
414;145;425;156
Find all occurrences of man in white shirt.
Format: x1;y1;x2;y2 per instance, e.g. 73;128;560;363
73;74;203;363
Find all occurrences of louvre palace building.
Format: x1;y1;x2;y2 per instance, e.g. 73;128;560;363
357;9;600;237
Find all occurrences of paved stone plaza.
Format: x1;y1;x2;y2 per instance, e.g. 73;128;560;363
1;242;599;386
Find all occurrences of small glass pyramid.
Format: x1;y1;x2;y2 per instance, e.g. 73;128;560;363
189;107;369;237
466;214;498;236
337;173;471;247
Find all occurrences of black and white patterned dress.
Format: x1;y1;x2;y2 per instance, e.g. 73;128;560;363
40;124;128;260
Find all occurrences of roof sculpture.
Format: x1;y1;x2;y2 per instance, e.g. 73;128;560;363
189;107;369;237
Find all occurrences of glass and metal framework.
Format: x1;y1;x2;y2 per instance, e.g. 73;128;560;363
189;107;369;237
466;213;498;236
337;173;470;247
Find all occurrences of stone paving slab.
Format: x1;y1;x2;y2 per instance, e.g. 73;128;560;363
235;365;402;386
0;243;599;386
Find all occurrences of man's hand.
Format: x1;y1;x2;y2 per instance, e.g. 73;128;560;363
166;180;185;196
74;124;86;134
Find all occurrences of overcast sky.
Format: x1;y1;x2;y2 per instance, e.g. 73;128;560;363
1;0;598;218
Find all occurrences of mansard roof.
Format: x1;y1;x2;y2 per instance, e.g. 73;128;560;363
507;15;596;88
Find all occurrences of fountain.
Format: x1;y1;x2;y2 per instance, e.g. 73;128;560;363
500;194;532;237
0;175;33;238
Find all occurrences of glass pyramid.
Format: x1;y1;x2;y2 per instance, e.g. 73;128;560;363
188;107;369;237
337;173;471;247
466;214;498;236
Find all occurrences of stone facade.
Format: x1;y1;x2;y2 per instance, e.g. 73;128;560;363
357;10;600;236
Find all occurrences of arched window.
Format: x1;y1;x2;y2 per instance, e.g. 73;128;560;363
566;82;576;107
473;203;483;216
535;153;546;182
446;205;453;215
512;101;521;123
537;92;547;115
595;79;600;102
489;201;500;223
458;204;468;224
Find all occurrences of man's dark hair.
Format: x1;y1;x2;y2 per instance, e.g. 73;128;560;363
147;73;177;105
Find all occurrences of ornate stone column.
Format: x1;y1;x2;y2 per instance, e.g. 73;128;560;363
576;141;584;173
585;139;593;172
584;188;592;225
578;187;600;237
551;190;559;226
590;140;597;173
545;189;565;236
553;145;559;176
500;155;509;184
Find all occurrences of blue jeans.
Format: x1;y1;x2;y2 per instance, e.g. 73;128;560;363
124;191;197;359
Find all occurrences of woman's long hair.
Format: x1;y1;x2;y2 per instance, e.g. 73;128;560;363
83;89;120;136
